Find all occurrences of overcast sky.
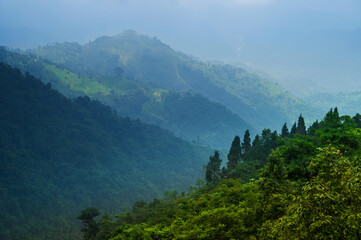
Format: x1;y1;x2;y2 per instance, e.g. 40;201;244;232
1;0;361;95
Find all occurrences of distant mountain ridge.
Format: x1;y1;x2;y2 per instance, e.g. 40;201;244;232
31;30;317;130
303;92;361;116
0;47;252;148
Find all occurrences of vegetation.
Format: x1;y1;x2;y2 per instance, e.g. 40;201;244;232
0;63;211;240
81;108;361;239
0;46;252;148
304;91;361;117
30;30;317;130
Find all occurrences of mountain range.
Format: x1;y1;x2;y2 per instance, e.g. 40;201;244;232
30;30;318;131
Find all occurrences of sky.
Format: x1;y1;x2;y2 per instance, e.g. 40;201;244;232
1;0;361;95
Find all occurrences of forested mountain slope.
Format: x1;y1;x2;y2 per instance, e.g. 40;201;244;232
0;47;252;148
88;109;361;240
31;30;316;130
0;63;210;240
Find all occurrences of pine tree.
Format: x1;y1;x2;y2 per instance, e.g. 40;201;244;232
290;122;297;136
227;136;241;178
205;151;222;184
307;120;320;135
296;114;306;135
281;123;289;138
323;108;341;128
241;130;251;157
78;207;100;240
252;134;260;147
353;113;361;128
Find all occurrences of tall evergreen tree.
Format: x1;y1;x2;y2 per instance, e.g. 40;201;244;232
78;207;100;240
227;136;241;178
252;134;260;147
296;114;306;135
205;151;222;184
241;130;251;156
307;120;320;136
323;108;341;128
353;113;361;128
290;122;297;136
281;123;289;138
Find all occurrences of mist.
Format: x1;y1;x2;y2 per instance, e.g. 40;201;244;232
1;0;361;95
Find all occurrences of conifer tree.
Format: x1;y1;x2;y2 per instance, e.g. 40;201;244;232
307;120;320;135
227;136;241;178
290;122;297;136
281;123;289;138
205;151;222;184
78;207;100;240
353;113;361;128
241;130;251;156
296;114;306;135
252;134;260;147
323;108;341;128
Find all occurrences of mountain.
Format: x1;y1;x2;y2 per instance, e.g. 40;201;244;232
0;63;210;240
0;47;252;148
81;109;361;240
303;92;361;116
31;30;317;130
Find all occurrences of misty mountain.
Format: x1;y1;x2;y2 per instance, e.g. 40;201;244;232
303;91;361;116
31;30;317;130
0;47;252;148
0;63;210;240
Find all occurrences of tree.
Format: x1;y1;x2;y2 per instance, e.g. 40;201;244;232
95;213;115;240
322;108;341;128
296;114;306;135
227;136;241;178
290;122;297;136
281;123;289;138
205;151;222;184
353;113;361;128
307;120;320;136
275;147;361;239
241;130;251;156
78;207;100;240
113;66;124;76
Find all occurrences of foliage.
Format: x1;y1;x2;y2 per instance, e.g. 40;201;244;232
205;151;222;184
91;108;361;240
0;63;210;240
29;31;318;130
0;46;251;148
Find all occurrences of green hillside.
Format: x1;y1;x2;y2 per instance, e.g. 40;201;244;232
31;30;317;130
0;47;252;148
0;63;211;240
84;109;361;240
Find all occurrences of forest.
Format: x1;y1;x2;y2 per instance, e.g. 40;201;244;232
2;0;361;239
2;49;361;239
79;109;361;239
0;46;252;148
0;63;210;240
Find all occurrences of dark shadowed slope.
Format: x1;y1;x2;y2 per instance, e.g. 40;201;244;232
0;63;210;240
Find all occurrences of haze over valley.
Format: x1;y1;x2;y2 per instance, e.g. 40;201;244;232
1;1;361;239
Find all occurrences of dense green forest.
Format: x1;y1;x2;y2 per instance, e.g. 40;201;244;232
30;30;317;130
0;63;211;240
83;109;361;239
0;46;252;148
